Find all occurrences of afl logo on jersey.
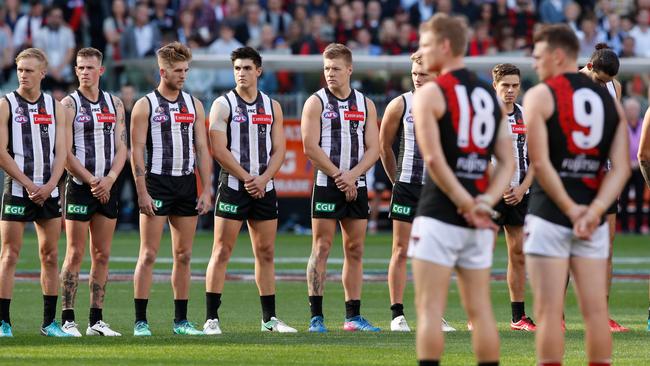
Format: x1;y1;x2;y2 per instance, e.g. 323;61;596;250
153;114;169;122
76;114;92;123
14;115;28;123
233;114;248;123
406;109;414;123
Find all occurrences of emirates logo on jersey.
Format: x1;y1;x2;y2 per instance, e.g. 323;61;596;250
511;125;526;134
344;111;365;121
174;113;194;123
97;113;116;123
33;114;53;124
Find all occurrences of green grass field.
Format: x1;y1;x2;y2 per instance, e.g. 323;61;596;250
1;230;649;365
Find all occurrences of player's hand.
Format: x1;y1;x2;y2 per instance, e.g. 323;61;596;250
566;204;588;225
244;175;267;199
91;176;115;199
28;183;55;206
573;208;600;240
460;196;498;230
138;191;156;216
344;186;358;202
97;191;110;205
503;186;525;206
195;191;212;215
335;170;357;192
88;176;101;187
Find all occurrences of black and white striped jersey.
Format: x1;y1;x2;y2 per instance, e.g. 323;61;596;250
314;88;368;188
145;90;196;176
4;91;59;198
395;91;425;185
217;90;275;192
69;90;117;185
507;103;528;187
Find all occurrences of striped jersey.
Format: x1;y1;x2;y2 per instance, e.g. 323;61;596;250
395;91;425;185
145;90;196;176
3;91;59;198
218;90;274;192
69;90;117;185
606;81;616;99
314;88;368;188
507;103;528;187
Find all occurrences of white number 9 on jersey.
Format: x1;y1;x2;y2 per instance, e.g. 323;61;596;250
454;85;496;149
572;88;604;149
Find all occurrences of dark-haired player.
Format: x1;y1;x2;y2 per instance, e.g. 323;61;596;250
524;25;629;365
204;47;296;334
578;43;628;332
410;14;515;365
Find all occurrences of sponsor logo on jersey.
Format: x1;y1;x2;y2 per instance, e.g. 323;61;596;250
391;203;412;216
174;113;195;123
153;114;169;122
560;155;600;176
153;199;163;209
234;106;245;115
344;111;365;121
33;114;53;124
97;113;116;123
3;204;25;215
322;111;338;119
14;107;24;115
315;202;336;213
155;106;165;114
218;202;238;214
76;114;92;123
456;153;488;179
252;114;272;124
14;115;28;123
511;124;526;134
325;103;336;111
232;114;248;123
67;204;88;215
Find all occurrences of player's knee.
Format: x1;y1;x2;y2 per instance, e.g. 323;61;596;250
174;249;192;266
311;240;331;260
91;250;110;267
255;244;274;264
0;247;20;267
392;241;409;261
139;249;158;267
39;247;58;268
344;242;364;262
66;247;85;266
213;245;232;265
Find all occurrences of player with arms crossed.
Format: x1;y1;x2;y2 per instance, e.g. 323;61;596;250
379;51;455;332
204;47;296;334
130;42;212;336
490;63;536;332
578;43;628;333
0;48;69;337
59;47;127;337
409;14;515;366
301;43;380;333
523;24;630;366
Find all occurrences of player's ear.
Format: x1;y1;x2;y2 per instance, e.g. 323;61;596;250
587;62;593;71
492;81;497;90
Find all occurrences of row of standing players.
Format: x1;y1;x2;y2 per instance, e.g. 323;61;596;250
0;12;644;366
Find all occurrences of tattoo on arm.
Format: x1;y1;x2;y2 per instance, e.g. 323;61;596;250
60;270;79;309
120;129;127;144
640;161;650;188
135;165;145;177
62;99;75;110
89;280;106;309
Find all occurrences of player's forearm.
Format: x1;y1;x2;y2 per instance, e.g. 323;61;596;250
640;160;650;187
349;146;379;179
0;152;34;188
46;154;66;188
379;148;397;184
592;165;631;215
131;145;148;194
66;154;95;184
261;147;286;181
213;146;251;182
195;145;213;189
532;159;575;213
304;142;341;177
520;165;535;192
484;162;515;206
108;146;127;177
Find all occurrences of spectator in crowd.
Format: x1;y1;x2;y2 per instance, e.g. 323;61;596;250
185;36;216;98
263;0;292;39
4;0;23;32
185;0;219;45
577;14;607;57
468;21;495;56
236;2;264;47
620;14;635;34
292;5;309;31
620;97;647;233
379;18;400;55
209;0;228;23
308;0;329;16
396;22;417;54
630;9;650;57
177;9;197;46
564;1;581;32
351;0;366;29
349;28;382;56
604;13;625;54
209;22;243;91
151;0;177;34
539;0;569;23
286;21;306;54
103;0;130;85
509;0;538;45
454;0;480;24
120;2;162;59
620;35;636;57
34;6;75;92
335;3;360;45
0;8;14;83
366;1;382;44
12;0;43;53
299;15;328;55
408;0;435;27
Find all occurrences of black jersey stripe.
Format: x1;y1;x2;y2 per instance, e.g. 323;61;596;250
255;95;268;175
79;94;96;175
325;90;342;188
98;92;114;177
155;91;174;175
18;94;34;197
178;97;191;174
37;96;52;185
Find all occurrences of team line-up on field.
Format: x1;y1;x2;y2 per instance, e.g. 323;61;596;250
0;12;649;366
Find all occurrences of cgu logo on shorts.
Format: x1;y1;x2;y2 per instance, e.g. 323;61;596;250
4;205;25;215
153;199;163;209
67;204;88;215
315;202;335;213
391;203;412;216
218;202;238;214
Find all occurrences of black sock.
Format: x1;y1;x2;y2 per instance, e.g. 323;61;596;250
511;302;525;322
0;298;10;325
309;296;323;318
61;309;75;323
206;292;221;320
174;299;188;323
477;362;499;366
89;308;102;325
390;303;404;319
260;295;276;322
418;361;440;366
134;298;148;323
345;299;361;319
42;295;57;328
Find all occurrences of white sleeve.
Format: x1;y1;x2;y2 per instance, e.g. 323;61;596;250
210;96;230;132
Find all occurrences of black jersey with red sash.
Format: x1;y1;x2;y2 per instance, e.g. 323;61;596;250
416;68;503;227
528;72;619;227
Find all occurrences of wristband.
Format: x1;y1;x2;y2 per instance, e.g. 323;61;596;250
107;171;118;181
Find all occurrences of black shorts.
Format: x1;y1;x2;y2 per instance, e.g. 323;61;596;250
388;182;422;223
311;185;369;219
214;184;278;221
64;178;118;221
145;173;198;216
1;193;61;222
494;194;529;227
